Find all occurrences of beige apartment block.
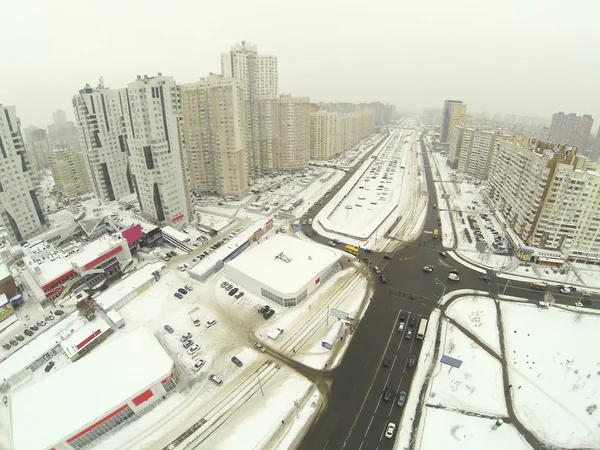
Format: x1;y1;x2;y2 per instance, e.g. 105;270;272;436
49;147;92;199
279;95;310;170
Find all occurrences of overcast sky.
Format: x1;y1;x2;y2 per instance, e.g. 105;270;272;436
2;0;599;132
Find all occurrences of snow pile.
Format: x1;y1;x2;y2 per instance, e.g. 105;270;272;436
501;302;600;448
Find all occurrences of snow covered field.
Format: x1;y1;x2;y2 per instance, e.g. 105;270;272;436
415;408;531;450
446;296;501;355
427;321;506;416
501;302;600;448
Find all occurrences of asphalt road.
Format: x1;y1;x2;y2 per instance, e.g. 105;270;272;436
297;132;599;450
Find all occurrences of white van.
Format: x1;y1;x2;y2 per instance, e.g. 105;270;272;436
205;319;217;328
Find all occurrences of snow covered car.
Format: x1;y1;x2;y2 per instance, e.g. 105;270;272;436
574;302;583;307
423;265;434;272
448;273;459;281
253;342;266;353
373;266;381;274
193;360;205;372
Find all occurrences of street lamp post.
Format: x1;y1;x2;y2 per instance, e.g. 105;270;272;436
435;278;447;303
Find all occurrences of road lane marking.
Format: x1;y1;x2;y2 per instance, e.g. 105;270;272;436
390;355;397;371
374;396;382;413
365;416;374;436
358;441;364;450
385;372;391;385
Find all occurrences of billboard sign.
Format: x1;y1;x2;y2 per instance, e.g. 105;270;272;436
330;308;350;319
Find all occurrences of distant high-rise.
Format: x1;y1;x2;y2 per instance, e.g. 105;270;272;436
180;74;249;200
440;100;467;143
123;74;191;226
278;95;310;170
221;41;278;178
49;147;92;199
548;112;593;151
52;109;68;127
0;105;47;244
73;84;134;202
448;126;502;179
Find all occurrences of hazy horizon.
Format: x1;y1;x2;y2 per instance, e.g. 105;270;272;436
2;0;599;133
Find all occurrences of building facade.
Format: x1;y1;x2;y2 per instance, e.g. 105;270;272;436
221;41;278;178
448;126;501;178
123;74;192;227
180;74;249;200
278;94;310;170
48;147;92;199
310;108;373;160
73;84;134;202
487;136;600;260
0;105;47;244
548;111;593;152
440;100;467;143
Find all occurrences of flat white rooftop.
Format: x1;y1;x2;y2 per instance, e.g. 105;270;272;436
59;315;111;359
10;327;173;450
226;234;340;295
0;262;11;280
95;262;166;311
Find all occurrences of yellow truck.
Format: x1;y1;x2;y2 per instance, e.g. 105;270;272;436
345;245;359;256
433;229;439;239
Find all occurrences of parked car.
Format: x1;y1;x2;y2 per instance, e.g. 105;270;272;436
174;292;183;299
382;355;392;367
15;335;24;342
559;287;570;294
449;269;459;275
54;310;65;316
254;342;266;353
181;332;192;342
439;251;447;258
259;305;270;314
209;374;223;386
185;284;193;291
407;355;416;369
164;325;174;334
231;356;243;367
448;273;460;281
193;360;206;372
29;325;39;331
23;329;33;337
327;241;336;247
373;266;381;274
2;343;11;350
384;254;392;260
235;291;244;299
263;309;275;320
45;315;54;321
363;257;371;264
229;287;238;296
399;311;407;321
409;316;416;327
406;330;413;340
45;361;55;372
423;265;434;272
205;319;217;328
178;288;188;295
479;275;491;282
183;340;194;349
380;274;388;284
187;344;199;354
574;301;584;307
397;322;405;332
397;391;407;407
365;248;374;254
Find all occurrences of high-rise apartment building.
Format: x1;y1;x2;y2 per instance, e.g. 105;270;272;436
448;126;503;178
487;137;600;258
73;84;134;202
278;95;310;170
52;110;68;127
0;105;47;244
440;100;467;143
310;108;373;160
123;74;191;226
28;129;51;171
548;112;593;151
180;74;248;200
221;41;278;177
49;147;92;199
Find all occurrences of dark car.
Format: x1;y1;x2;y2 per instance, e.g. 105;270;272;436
259;305;270;314
9;339;18;347
174;292;183;299
263;309;275;320
15;335;24;342
229;287;238;296
164;325;174;333
380;275;388;284
408;316;416;327
399;311;407;321
231;356;243;367
30;325;39;331
169;251;177;257
54;309;65;316
383;355;392;367
439;251;447;258
363;257;371;264
407;355;416;369
383;387;393;402
45;361;55;372
178;288;188;295
2;343;11;350
583;298;592;306
479;275;491;282
23;329;33;337
397;391;407;407
384;255;392;260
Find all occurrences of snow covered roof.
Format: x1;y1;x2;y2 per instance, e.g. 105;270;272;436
10;327;173;450
226;234;341;295
59;315;111;359
95;262;166;311
0;262;11;281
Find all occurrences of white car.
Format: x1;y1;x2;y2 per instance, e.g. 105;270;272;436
188;344;199;354
448;273;459;281
559;287;570;294
205;319;217;328
574;301;583;307
423;265;434;272
254;342;266;353
193;359;205;371
385;422;396;439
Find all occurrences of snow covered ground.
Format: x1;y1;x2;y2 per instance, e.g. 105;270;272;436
427;321;506;416
310;133;384;168
501;302;600;448
445;296;501;355
415;408;532;450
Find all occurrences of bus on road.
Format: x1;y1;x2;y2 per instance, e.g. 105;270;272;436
345;245;359;256
416;318;428;340
530;281;548;291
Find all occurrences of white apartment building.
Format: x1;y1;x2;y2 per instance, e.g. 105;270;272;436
221;41;278;177
448;126;502;179
73;84;134;202
48;147;92;199
279;95;310;170
440;100;467;143
487;136;600;259
0;105;47;244
123;74;192;227
180;74;248;200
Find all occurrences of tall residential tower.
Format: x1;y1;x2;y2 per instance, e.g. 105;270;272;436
440;100;467;143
